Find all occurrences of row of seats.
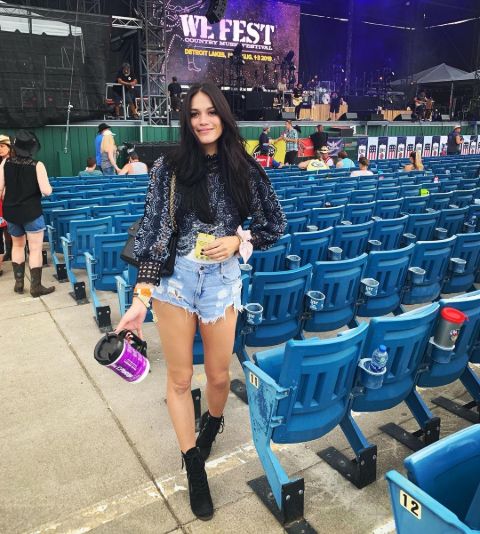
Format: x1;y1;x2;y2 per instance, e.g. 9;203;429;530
242;291;480;522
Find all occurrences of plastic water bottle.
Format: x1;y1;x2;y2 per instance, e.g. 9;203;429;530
369;345;388;373
470;215;477;228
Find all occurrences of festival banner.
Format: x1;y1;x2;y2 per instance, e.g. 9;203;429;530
470;135;479;154
432;136;441;157
357;137;368;159
422;136;433;158
387;137;397;159
461;136;471;155
377;137;388;160
165;0;300;85
367;137;379;160
406;137;416;156
396;137;407;159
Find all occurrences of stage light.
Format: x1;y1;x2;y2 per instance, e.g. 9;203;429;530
206;0;227;24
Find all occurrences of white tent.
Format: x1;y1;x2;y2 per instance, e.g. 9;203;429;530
391;63;468;86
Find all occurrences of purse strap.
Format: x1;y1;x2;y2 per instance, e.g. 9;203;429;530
169;173;177;232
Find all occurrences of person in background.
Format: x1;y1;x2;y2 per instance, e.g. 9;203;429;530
113;62;139;119
95;123;110;168
168;76;183;112
350;156;374;177
79;157;104;177
0;131;55;297
328;91;342;121
319;146;334;167
310;124;328;152
336;150;356;169
100;130;120;175
0;135;11;276
298;150;329;171
277;120;298;165
118;152;149;175
403;151;424;171
447;125;463;155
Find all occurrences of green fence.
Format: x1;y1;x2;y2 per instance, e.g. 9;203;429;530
1;122;475;177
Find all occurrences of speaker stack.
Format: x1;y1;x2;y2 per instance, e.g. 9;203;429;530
206;0;228;23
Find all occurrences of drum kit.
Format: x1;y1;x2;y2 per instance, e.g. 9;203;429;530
315;83;332;105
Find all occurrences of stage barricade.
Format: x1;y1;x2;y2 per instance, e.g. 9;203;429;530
386;425;480;534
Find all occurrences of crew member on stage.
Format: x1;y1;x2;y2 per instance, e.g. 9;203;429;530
293;82;303;120
113;62;139;119
277;77;290;107
310;124;328;152
328;92;342;121
168;76;183;112
414;90;427;121
447;125;463;155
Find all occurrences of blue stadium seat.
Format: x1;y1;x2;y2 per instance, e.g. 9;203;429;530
48;206;92;254
386;425;480;533
374;198;403;219
42;200;69;226
290;227;333;265
405;211;440;241
279;198;297;212
344;202;375;224
296;194;326;210
310;205;345;229
402;195;428;214
443;233;480;293
304;254;368;332
357;243;415;317
350;189;377;203
402;236;457;304
371;215;408;250
333;220;373;259
322;304;440;487
113;213;140;233
248;234;291;273
244;324;369;521
326;192;351;205
438;206;469;237
428;192;452;211
68;197;104;209
236;265;312;362
401;185;421;197
284;209;311;234
85;232;128;331
452;189;475;208
92;203;131;218
377;186;401;200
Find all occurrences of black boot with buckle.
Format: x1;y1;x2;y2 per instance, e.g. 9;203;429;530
12;262;25;294
182;447;214;520
196;411;224;461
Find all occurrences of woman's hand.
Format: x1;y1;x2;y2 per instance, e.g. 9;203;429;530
115;298;149;339
203;236;240;261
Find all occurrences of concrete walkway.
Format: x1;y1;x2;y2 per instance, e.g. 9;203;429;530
0;261;477;534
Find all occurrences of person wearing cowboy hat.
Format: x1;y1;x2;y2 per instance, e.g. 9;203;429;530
447;124;463;155
0;130;55;297
0;134;11;274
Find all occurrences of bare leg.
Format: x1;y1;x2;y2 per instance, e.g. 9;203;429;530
11;235;26;264
26;231;45;269
153;300;197;453
199;307;237;417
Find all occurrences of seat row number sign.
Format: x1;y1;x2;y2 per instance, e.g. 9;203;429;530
249;372;260;389
400;490;422;519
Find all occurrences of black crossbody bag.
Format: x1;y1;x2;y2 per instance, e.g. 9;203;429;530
120;174;178;277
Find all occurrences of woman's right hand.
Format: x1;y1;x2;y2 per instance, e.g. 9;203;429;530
115;298;149;339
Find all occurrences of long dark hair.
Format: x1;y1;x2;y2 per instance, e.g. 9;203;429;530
169;82;252;223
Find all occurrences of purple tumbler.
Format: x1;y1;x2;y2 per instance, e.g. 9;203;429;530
94;330;150;383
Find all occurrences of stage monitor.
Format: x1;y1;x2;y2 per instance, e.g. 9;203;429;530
165;1;300;87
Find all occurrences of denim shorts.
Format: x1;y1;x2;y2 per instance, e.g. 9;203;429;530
152;255;242;323
7;214;46;237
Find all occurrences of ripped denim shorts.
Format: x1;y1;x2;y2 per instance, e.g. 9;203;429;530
151;255;242;323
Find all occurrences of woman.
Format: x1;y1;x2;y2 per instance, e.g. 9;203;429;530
118;151;148;175
350;156;374;177
100;130;120;175
0;134;12;274
336;150;356;170
319;146;334;167
0;131;55;297
404;150;424;171
115;83;286;520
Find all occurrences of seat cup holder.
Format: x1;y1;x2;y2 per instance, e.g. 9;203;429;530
286;254;301;270
306;290;325;311
328;246;342;261
450;257;466;274
402;232;416;246
435;227;448;240
358;358;387;389
361;277;379;297
408;266;426;285
240;263;253;276
244;303;263;326
367;239;382;252
306;225;318;232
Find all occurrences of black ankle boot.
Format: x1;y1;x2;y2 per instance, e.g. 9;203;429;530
182;447;213;520
196;411;224;461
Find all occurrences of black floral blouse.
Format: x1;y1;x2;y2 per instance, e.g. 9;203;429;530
134;154;286;285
